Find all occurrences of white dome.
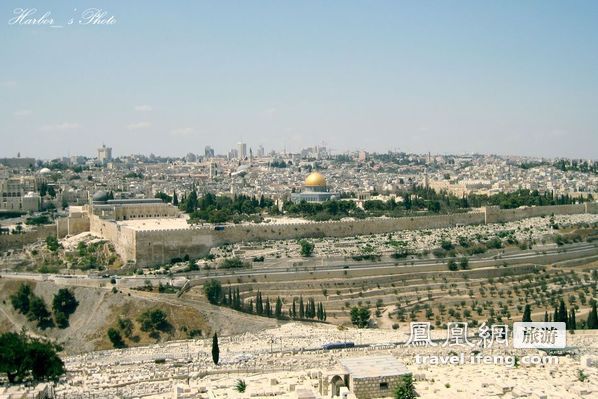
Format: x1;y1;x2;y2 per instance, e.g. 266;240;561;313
39;168;51;174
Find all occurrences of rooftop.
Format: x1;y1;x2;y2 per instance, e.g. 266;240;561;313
339;355;410;379
118;218;190;231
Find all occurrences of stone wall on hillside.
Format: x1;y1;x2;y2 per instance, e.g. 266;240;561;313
131;202;598;266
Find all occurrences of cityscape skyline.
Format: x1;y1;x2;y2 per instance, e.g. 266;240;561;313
1;1;598;159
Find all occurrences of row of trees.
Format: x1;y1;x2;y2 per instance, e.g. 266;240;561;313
10;284;78;329
522;299;598;330
184;192;275;223
162;186;590;225
204;281;327;321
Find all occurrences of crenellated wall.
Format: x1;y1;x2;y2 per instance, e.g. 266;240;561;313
51;201;598;267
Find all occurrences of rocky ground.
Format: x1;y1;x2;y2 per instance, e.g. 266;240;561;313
48;322;598;398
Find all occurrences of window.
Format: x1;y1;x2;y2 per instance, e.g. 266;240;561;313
379;382;389;390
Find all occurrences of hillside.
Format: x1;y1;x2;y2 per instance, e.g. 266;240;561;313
0;278;278;355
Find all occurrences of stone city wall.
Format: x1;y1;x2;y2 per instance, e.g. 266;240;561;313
134;227;217;266
130;203;598;266
0;224;56;252
132;212;485;266
56;214;90;238
89;215;136;263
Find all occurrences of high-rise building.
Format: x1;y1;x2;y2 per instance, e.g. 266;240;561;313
98;144;112;164
237;142;247;160
257;145;265;157
204;146;215;159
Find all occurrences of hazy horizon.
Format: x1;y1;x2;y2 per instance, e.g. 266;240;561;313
2;1;598;159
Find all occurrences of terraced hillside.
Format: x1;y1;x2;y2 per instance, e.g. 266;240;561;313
185;243;598;329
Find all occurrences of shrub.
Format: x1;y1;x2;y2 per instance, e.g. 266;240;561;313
107;328;126;348
447;259;458;271
220;257;249;269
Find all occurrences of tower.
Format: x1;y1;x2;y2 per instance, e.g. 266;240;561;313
237;142;247;160
98;144;112;164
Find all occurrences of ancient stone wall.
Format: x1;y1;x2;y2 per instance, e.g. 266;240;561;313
89;215;136;263
134;228;217;266
130;203;597;266
0;224;56;252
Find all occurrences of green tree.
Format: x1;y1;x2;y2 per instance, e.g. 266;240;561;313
587;301;598;329
299;240;314;257
0;332;65;383
203;279;222;305
522;304;532;322
45;236;60;252
137;309;171;333
185;190;198;213
212;332;220;365
220;257;249;269
52;289;79;328
447;259;458;271
172;190;179;206
10;284;32;314
275;297;283;318
350;306;371;328
569;307;576;330
557;299;568;325
459;257;469;270
107;328;126;348
28;296;53;329
394;374;416;399
117;318;133;338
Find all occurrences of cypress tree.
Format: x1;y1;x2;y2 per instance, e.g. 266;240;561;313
558;299;568;325
553;306;559;324
522;304;532;322
256;291;263;315
172;190;178;206
587;301;598;329
544;311;548;322
266;297;272;317
275;297;283;318
212;333;220;365
292;298;297;319
299;296;305;319
569;307;576;330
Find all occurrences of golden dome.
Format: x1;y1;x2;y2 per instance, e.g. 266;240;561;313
304;171;326;187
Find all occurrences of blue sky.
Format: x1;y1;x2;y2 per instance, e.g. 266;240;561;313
1;1;597;159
